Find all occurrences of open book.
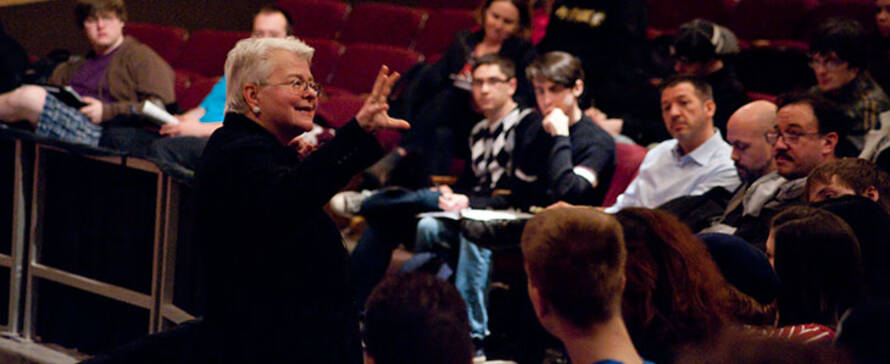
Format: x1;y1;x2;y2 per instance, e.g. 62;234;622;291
417;209;533;221
38;85;87;108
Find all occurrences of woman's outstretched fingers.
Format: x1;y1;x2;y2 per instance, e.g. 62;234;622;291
369;65;389;100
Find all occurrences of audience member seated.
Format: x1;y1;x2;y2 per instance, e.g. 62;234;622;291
344;55;546;317
385;0;537;177
804;157;890;212
0;0;175;155
671;19;748;135
614;208;736;363
766;206;865;330
526;51;616;205
809;18;890;152
696;101;801;249
604;76;740;213
521;207;652;364
149;5;303;180
813;195;890;301
772;91;853;177
869;0;890;99
194;36;408;363
410;51;617;348
362;272;474;364
665;92;851;244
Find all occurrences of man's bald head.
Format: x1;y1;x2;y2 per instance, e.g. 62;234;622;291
726;100;778;182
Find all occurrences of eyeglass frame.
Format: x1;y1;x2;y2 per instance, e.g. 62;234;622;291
470;77;512;88
807;54;848;71
764;128;823;145
263;78;323;95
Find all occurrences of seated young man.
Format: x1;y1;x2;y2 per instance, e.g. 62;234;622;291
413;50;616;346
346;54;547;309
809;18;890;151
362;272;474;364
522;207;651;364
804;157;890;213
0;0;174;153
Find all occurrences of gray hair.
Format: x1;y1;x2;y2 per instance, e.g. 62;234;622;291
224;36;314;114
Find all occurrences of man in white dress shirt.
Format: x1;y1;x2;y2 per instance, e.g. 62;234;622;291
605;75;740;213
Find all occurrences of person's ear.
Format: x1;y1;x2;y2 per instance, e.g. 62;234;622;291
704;99;716;118
864;185;880;203
243;84;260;113
821;131;839;156
571;79;584;98
507;77;517;96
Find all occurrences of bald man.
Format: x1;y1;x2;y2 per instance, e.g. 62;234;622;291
701;100;807;249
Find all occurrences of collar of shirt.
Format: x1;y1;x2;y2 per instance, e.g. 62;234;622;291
670;130;727;166
483;106;526;133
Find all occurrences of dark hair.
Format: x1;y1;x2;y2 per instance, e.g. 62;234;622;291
257;4;294;35
659;74;714;101
810;18;868;70
521;207;626;328
75;0;127;27
615;208;733;363
363;272;473;364
813;195;890;300
472;54;516;80
770;206;865;327
805;157;890;212
672;19;719;63
477;0;533;39
525;51;584;88
776;91;852;142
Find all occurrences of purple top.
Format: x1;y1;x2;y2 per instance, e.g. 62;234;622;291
67;47;119;103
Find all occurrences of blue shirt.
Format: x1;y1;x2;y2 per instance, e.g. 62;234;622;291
605;131;740;213
198;75;227;123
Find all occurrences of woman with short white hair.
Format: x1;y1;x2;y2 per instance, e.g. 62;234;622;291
194;36;409;363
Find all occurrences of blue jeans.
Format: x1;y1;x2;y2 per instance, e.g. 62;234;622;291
415;217;492;340
350;188;440;305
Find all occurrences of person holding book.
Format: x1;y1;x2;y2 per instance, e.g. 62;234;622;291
0;0;174;152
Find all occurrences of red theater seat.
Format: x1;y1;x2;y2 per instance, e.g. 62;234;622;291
318;95;402;151
277;0;351;40
801;0;877;40
123;23;187;65
318;94;365;128
304;38;345;86
602;142;648;208
420;0;482;9
730;0;818;41
173;29;250;78
646;0;735;32
339;2;428;48
329;43;423;95
415;9;477;62
178;76;220;111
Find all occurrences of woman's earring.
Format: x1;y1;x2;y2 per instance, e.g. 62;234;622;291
252;106;261;114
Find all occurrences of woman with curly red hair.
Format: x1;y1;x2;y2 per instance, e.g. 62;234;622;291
615;208;736;363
